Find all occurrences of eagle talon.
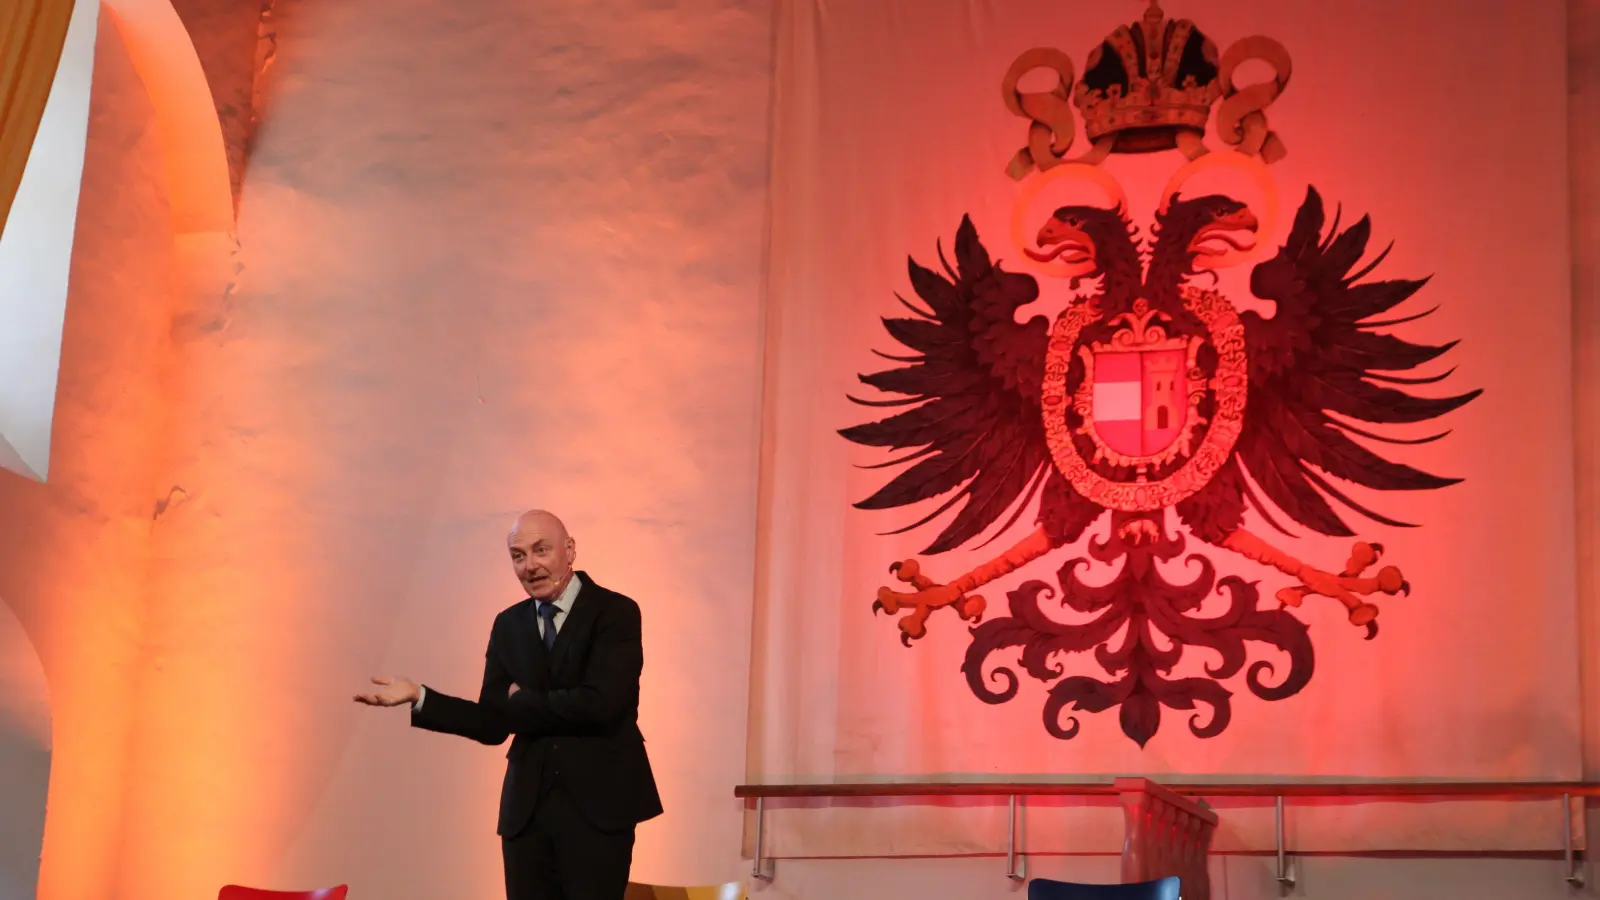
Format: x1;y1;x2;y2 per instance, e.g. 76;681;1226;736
956;594;987;623
1345;541;1381;574
1348;602;1379;627
1373;565;1405;594
1226;533;1418;634
871;568;976;644
887;558;937;590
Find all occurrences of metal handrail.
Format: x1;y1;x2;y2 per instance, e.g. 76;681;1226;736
736;780;1600;799
737;780;1597;890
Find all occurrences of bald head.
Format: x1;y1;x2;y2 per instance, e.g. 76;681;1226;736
507;509;576;599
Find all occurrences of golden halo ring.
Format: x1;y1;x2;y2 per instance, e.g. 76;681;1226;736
1010;163;1128;280
1157;150;1279;269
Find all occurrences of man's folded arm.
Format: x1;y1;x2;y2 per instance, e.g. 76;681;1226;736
501;600;642;736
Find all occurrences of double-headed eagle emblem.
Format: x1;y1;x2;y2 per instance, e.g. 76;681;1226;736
840;2;1479;746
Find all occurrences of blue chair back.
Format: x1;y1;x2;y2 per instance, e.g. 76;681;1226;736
1027;876;1181;900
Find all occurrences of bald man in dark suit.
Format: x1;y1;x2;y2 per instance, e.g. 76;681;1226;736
356;510;663;900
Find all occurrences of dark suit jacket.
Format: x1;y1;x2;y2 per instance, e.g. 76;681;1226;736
410;571;663;836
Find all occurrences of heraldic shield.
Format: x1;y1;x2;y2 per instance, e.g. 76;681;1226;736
1088;344;1190;461
1043;291;1247;517
1061;298;1219;472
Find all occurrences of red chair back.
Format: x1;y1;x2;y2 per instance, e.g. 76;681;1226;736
218;886;348;900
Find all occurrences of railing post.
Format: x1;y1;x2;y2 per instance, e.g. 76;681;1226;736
751;796;772;882
1275;795;1295;895
1563;792;1584;888
1006;794;1027;881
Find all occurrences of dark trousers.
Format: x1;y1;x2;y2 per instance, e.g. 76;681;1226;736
502;784;636;900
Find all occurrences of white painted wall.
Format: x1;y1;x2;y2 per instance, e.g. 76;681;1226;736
107;0;773;896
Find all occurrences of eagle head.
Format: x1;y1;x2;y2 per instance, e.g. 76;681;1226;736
1024;204;1132;274
1156;193;1260;269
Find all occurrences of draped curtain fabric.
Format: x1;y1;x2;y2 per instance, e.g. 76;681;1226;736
0;0;74;238
749;0;1580;858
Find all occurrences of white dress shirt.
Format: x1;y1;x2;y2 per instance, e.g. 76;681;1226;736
413;574;581;712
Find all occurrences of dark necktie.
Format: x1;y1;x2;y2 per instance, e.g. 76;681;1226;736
538;601;558;652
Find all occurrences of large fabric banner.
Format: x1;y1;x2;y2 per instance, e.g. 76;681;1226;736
748;0;1579;856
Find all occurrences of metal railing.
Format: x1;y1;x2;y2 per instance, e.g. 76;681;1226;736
736;780;1600;891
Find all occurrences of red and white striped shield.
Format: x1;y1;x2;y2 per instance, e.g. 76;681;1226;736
1090;349;1189;458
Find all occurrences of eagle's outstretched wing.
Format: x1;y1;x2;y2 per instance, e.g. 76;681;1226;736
1236;186;1481;537
840;216;1053;554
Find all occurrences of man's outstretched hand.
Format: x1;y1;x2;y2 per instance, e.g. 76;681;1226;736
354;675;420;707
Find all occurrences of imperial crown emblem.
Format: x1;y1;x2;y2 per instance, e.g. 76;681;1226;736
1075;4;1220;148
1002;0;1291;177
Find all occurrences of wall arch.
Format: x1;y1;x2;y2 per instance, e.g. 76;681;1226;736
0;0;234;482
100;0;233;237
